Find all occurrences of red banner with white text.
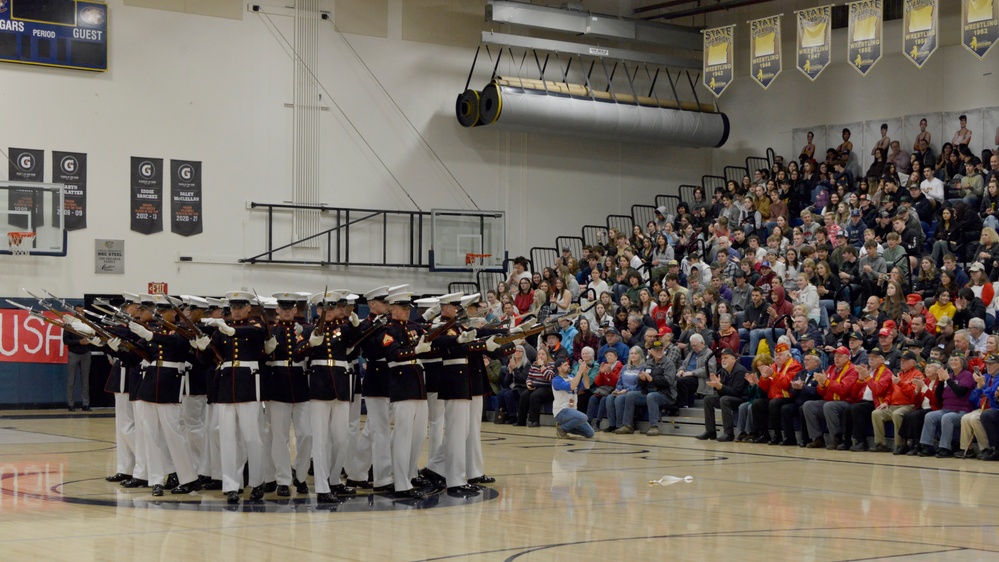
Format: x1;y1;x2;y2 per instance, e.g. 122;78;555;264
0;309;68;364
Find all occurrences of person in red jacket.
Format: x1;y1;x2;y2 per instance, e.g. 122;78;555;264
899;361;944;456
803;346;859;449
873;350;921;453
841;349;894;452
752;342;802;444
712;313;742;356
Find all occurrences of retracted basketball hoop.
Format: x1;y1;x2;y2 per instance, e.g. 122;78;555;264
7;231;36;257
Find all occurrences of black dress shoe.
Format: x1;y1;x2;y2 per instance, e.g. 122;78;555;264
316;492;338;504
419;467;446;486
446;486;479;498
716;434;735;442
263;481;277;493
294;478;310;494
105;473;131;483
781;439;797;446
171;480;202;494
981;448;999;461
81;406;91;412
468;475;496;485
918;445;937;457
203;479;223;490
527;421;540;427
165;473;180;489
768;438;782;446
907;445;920;456
751;434;770;444
411;477;432;489
152;485;164;497
893;445;909;455
393;489;426;500
276;485;291;497
68;406;76;412
121;478;148;488
695;431;717;440
226;491;241;504
346;479;373;490
331;484;356;496
936;448;954;458
373;484;394;493
249;485;265;501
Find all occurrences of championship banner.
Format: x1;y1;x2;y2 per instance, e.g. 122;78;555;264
170;160;202;237
848;0;883;76
904;0;938;67
962;0;999;59
130;157;163;235
797;6;832;81
703;25;734;98
750;15;781;89
52;151;87;231
7;147;44;230
0;309;68;364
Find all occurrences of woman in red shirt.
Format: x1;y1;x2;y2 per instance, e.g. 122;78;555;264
513;277;535;314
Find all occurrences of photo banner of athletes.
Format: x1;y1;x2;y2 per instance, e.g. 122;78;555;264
170;159;202;237
963;0;999;58
904;0;939;67
7;147;44;230
792;106;999;174
750;15;781;89
703;25;734;97
847;0;883;76
796;5;832;81
53;151;87;231
130;156;163;235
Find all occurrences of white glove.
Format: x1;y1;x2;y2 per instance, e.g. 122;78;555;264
294;323;304;336
468;317;486;328
108;337;121;352
309;330;325;347
200;317;218;326
128;321;154;341
349;312;360;327
191;335;210;351
513;338;526;346
88;337;105;347
509;325;525;334
422;304;441;322
485;335;501;352
71;320;96;337
217;321;236;337
414;336;432;355
263;336;278;354
458;329;477;344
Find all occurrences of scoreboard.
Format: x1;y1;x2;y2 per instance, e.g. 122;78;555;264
0;0;108;72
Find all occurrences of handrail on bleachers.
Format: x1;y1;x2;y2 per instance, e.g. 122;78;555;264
632;205;657;232
678;184;699;204
606;214;634;237
581;224;606;247
723;166;747;184
702;175;726;194
746;156;769;178
449;281;479;294
766;147;776;169
654;195;681;218
530;247;559;273
556;236;584;263
477;271;505;294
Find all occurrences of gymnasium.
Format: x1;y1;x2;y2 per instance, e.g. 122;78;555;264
3;1;999;560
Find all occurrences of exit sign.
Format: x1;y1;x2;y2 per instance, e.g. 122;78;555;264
148;282;168;294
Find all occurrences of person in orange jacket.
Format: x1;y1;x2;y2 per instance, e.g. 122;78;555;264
841;349;894;451
803;346;859;449
752;341;802;444
872;350;922;453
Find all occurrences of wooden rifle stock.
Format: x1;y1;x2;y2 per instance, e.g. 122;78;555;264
424;310;467;342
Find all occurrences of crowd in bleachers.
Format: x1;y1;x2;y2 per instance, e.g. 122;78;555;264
479;133;999;458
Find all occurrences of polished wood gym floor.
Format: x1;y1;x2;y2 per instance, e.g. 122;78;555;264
2;410;999;561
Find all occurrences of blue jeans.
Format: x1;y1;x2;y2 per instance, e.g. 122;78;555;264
920;409;964;450
555;408;594;438
586;394;609;424
608;390;644;428
498;388;522;417
749;328;785;355
735;401;753;434
646;391;675;428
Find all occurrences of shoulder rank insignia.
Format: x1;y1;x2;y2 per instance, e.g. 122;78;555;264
382;334;395;346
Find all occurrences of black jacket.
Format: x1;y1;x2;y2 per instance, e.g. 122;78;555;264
716;362;749;399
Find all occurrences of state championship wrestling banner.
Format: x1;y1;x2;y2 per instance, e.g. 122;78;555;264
0;309;68;364
130;157;163;235
703;25;734;97
903;0;938;67
750;15;781;89
170;160;202;237
963;0;999;58
53;151;87;231
797;5;832;81
848;0;883;76
7;147;44;230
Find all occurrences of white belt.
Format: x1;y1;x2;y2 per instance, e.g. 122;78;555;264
266;360;308;368
140;360;188;371
387;359;421;369
120;366;127;394
443;358;468;366
219;361;260;370
422;358;442;364
311;359;351;368
180;373;189;402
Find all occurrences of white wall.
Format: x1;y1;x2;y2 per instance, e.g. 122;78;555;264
704;1;999;170
0;0;710;298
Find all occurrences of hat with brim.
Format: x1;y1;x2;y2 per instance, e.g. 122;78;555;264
363;286;392;301
225;291;257;306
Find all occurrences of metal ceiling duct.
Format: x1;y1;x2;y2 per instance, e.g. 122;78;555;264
473;81;730;148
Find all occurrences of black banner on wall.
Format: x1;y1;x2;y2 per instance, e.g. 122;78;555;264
170;160;202;237
7;147;44;230
53;151;87;231
130;157;163;235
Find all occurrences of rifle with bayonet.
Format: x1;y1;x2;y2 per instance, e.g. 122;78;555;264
424;308;468;342
345;314;390;355
4;300;94;339
482;302;594;346
25;290;149;360
314;285;329;333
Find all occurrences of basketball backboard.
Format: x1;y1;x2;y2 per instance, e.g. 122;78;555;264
429;209;506;273
0;181;67;256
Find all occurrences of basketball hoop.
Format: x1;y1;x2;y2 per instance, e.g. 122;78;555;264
7;231;36;257
465;253;492;278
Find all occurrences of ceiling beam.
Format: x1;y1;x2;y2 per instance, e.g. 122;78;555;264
480;31;701;69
